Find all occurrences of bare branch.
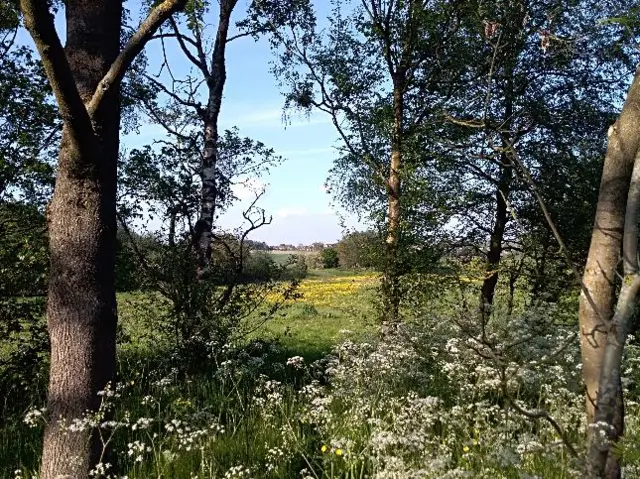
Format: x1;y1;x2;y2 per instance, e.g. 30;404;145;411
509;398;579;458
143;73;205;114
152;31;200;50
507;144;606;325
227;30;262;43
168;16;210;77
0;27;18;60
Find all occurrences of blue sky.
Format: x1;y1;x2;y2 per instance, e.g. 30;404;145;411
120;0;363;245
16;1;364;245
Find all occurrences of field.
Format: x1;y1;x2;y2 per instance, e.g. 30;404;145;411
5;269;640;478
257;270;378;358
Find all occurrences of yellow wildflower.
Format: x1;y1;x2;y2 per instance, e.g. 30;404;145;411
335;448;343;456
463;446;470;453
321;445;328;453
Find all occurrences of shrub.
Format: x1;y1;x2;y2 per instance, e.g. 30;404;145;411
321;247;340;269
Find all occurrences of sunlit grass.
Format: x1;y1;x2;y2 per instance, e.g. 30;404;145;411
257;271;379;358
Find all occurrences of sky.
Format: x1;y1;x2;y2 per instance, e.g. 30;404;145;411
14;1;364;245
119;0;364;245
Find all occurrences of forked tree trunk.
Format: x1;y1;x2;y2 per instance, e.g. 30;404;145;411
39;2;122;477
579;67;640;478
194;0;238;277
587;148;640;479
20;1;186;476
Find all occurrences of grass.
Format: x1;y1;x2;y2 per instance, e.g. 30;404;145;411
5;268;591;478
256;271;379;358
1;268;378;478
114;269;379;361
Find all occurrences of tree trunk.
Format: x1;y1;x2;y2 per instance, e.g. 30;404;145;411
21;0;186;475
480;163;511;320
579;67;640;479
40;2;122;477
194;0;237;277
531;231;550;298
587;150;640;477
479;52;515;320
382;82;403;324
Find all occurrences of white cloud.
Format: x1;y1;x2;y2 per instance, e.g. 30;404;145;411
320;207;334;215
279;147;335;157
222;108;331;129
231;178;266;200
237;108;284;125
220;108;284;128
276;206;309;218
284;115;331;128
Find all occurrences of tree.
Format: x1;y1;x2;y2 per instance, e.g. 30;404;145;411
434;0;634;324
18;1;187;476
581;69;640;478
321;247;340;269
138;0;311;278
246;239;270;251
434;5;638;473
0;14;58;300
269;0;470;323
0;202;48;297
336;230;381;269
0;35;58;204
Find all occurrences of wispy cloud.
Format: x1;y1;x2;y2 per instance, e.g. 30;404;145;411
283;115;331;128
221;107;331;129
220;107;284;128
320;207;334;215
279;147;336;158
236;108;284;125
231;178;267;200
276;206;309;218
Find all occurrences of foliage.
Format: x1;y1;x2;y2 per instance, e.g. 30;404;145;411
0;35;58;205
4;0;640;476
336;230;382;269
0;202;48;297
0;297;48;423
321;247;340;269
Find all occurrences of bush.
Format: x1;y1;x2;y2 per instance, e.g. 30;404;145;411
286;254;308;280
321;247;340;269
336;230;382;269
0;298;49;419
243;251;281;282
0;203;48;297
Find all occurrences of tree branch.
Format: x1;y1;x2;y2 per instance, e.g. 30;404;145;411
143;73;205;114
168;16;210;77
509;398;579;458
19;0;95;154
227;30;261;43
507;143;606;325
88;0;188;116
